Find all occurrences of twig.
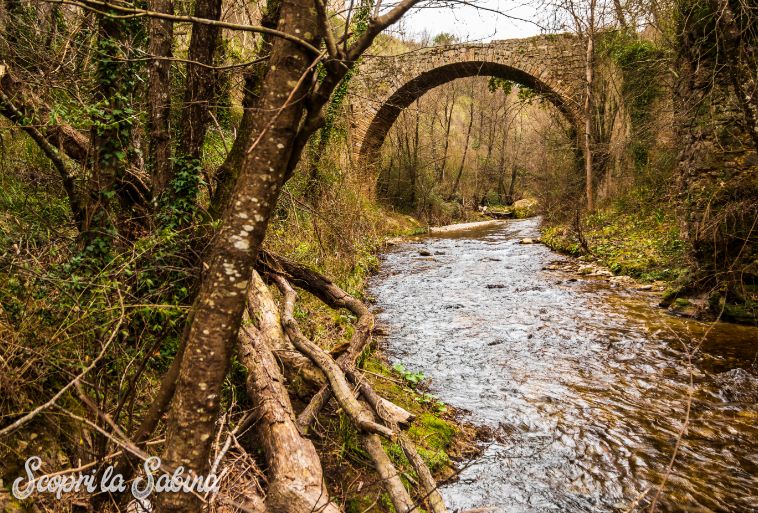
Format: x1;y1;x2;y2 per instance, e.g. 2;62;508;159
0;290;124;437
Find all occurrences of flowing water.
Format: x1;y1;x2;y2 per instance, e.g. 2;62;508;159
368;218;758;513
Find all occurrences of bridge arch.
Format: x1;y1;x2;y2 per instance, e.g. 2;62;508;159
350;35;586;164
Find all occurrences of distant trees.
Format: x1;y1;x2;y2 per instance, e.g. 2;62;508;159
377;75;572;223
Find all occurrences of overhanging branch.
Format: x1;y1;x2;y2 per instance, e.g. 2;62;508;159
44;0;322;56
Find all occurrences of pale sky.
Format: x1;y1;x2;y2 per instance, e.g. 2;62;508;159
385;0;546;43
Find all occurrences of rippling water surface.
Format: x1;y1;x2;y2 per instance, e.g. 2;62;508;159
368;218;758;513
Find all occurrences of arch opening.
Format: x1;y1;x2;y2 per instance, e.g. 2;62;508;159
357;60;579;164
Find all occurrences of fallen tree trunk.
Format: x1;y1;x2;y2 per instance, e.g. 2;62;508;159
237;313;339;513
354;363;444;513
0;86;85;228
248;271;325;390
0;68;90;162
265;272;416;511
343;365;414;427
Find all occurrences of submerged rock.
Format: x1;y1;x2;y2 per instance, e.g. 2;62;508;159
713;368;758;402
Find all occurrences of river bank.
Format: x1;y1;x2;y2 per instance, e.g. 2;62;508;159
263;208;487;512
539;207;757;325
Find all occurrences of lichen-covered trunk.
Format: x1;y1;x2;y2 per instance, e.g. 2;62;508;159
158;1;321;510
209;0;283;218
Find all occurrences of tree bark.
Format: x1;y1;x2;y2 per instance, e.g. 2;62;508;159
257;251;377;432
158;1;321;510
0;67;91;164
583;0;596;211
160;0;423;507
82;13;146;237
178;0;222;162
147;0;174;196
209;0;282;218
248;270;325;390
363;433;415;513
264;270;427;513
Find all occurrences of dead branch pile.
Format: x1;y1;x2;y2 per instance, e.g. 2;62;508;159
228;251;448;513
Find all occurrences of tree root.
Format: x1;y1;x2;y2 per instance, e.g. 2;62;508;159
272;274;394;438
363;433;416;513
398;434;447;513
257;252;376;433
248;270;325;390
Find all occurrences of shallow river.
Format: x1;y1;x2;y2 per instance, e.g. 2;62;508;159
368;218;758;513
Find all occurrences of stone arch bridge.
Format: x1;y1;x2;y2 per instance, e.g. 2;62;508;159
349;34;586;163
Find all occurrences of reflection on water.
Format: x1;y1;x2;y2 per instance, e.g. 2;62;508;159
368;218;758;513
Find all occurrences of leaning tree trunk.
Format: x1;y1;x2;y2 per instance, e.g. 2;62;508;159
209;0;282;218
158;2;321;510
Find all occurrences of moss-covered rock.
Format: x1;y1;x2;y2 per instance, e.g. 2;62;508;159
513;198;539;218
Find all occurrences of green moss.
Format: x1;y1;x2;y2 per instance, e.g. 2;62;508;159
416;446;451;473
709;293;758;325
337;412;370;464
660;287;681;306
408;413;456;451
542;196;689;284
345;496;378;513
379;493;396;513
541;226;583;255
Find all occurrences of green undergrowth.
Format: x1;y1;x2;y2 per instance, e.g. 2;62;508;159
0;129;470;511
541;196;689;283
